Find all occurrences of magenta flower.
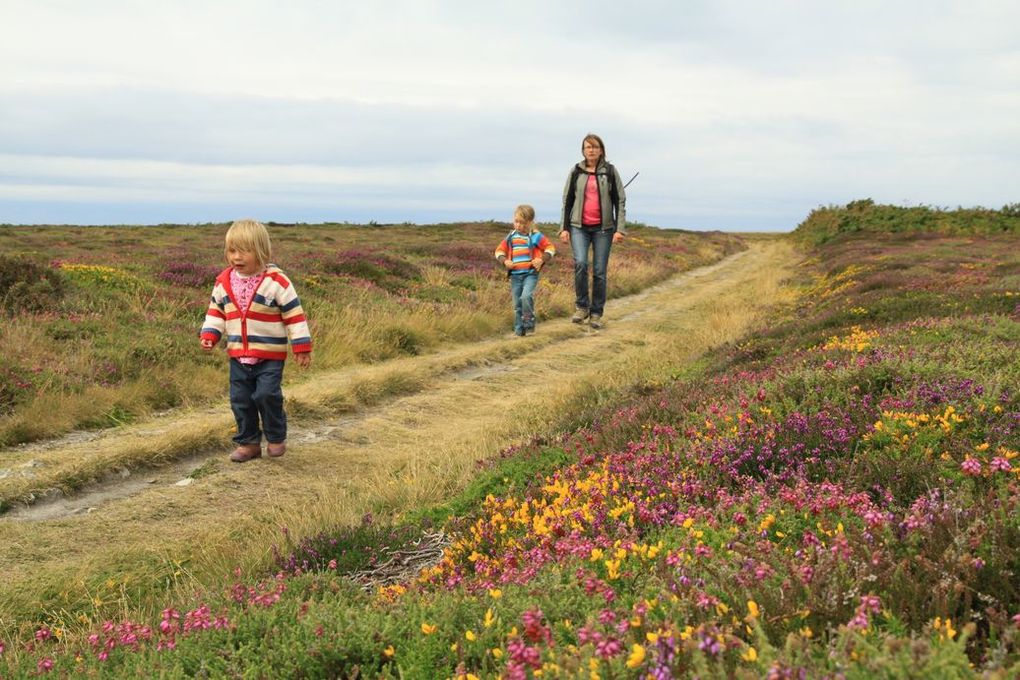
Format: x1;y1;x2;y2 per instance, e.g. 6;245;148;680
37;657;54;673
595;637;623;659
960;457;982;476
990;457;1012;472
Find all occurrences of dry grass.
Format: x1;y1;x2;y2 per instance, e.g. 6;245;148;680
0;238;798;639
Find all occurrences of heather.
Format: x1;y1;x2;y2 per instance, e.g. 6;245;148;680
3;227;1019;678
0;221;741;448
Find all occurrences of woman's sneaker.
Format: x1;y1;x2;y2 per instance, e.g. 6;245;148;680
571;308;590;323
589;314;604;330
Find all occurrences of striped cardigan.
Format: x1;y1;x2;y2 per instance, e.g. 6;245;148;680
200;265;312;360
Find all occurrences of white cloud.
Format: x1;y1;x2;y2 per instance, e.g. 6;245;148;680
1;0;1018;229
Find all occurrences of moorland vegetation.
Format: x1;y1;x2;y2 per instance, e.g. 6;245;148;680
0;220;740;451
1;203;1018;678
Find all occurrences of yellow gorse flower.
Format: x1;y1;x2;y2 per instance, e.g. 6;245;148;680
625;643;646;668
747;600;760;620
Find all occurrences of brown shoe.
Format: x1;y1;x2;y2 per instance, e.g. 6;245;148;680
571;308;590;323
589;314;604;330
230;444;262;463
267;442;287;458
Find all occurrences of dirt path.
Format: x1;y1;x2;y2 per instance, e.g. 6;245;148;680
0;238;797;621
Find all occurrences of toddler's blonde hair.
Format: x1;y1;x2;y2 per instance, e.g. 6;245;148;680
224;219;272;269
514;204;536;224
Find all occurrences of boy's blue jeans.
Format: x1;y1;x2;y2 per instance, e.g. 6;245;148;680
229;359;287;445
509;270;539;334
570;226;614;316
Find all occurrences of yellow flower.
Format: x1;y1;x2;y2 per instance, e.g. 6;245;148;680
383;645;395;657
492;648;504;659
625;643;646;668
746;600;760;620
742;646;758;662
465;630;477;641
421;622;437;635
646;631;659;643
489;588;503;599
483;608;496;628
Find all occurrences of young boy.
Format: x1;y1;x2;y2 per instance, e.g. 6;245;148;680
494;205;556;336
200;219;312;462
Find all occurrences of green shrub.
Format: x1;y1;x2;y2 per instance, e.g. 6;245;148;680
0;254;67;313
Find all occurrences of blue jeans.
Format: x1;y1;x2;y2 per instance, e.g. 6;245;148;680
229;359;287;445
509;271;539;334
570;226;614;316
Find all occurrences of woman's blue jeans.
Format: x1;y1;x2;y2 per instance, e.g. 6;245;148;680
509;270;539;333
570;226;614;316
229;359;287;445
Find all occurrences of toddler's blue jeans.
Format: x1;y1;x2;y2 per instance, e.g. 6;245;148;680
229;359;287;445
510;271;539;334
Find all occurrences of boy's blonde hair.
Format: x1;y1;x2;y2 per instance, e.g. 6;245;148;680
514;204;536;224
224;219;272;268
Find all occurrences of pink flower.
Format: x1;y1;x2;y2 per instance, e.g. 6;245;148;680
35;627;52;642
595;637;623;659
990;457;1012;473
960;457;982;476
37;657;54;673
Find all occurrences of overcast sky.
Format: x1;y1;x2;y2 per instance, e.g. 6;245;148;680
1;1;1017;231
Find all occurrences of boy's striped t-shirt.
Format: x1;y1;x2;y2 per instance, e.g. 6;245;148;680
494;231;555;274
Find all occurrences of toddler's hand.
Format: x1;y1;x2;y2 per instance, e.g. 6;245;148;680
503;258;514;270
559;230;570;244
295;353;311;368
200;338;214;351
531;258;544;270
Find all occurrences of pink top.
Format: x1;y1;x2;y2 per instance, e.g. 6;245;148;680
582;173;601;226
230;269;265;364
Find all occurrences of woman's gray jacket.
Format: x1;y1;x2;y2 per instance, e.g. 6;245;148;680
560;159;627;234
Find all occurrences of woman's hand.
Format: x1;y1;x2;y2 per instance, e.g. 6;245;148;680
559;229;570;244
613;232;624;244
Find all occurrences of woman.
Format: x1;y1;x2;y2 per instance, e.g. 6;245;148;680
559;133;626;330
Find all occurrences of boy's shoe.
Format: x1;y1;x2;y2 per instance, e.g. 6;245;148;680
514;329;525;337
267;442;287;458
589;314;604;330
571;308;590;323
230;444;262;463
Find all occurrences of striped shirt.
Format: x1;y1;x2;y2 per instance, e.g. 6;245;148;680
494;231;556;275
